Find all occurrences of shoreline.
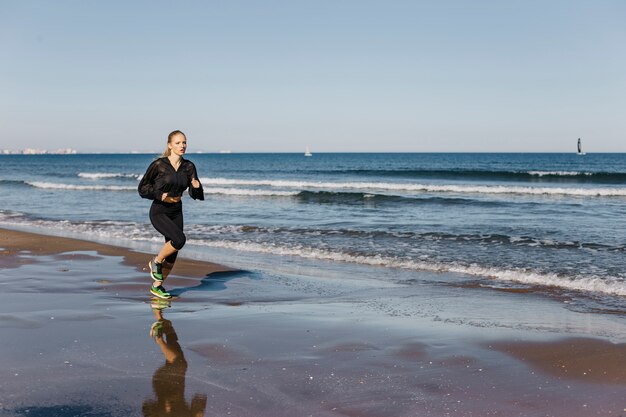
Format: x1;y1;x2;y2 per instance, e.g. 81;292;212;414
0;226;234;278
1;227;625;416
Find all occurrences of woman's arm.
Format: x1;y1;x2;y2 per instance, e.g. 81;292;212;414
188;162;204;201
138;160;161;200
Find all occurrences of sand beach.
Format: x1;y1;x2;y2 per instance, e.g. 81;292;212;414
0;227;624;417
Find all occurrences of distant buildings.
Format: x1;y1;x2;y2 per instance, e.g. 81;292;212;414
1;148;78;155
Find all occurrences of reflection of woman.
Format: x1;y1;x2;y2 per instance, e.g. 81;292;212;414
138;130;204;300
143;305;207;417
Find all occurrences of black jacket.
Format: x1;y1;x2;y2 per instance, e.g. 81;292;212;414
138;157;204;201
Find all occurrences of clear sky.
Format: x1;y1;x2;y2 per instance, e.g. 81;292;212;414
1;1;625;153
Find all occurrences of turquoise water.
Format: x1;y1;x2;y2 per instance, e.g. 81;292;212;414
1;152;625;312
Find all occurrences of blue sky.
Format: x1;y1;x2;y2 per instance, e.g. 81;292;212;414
1;1;625;152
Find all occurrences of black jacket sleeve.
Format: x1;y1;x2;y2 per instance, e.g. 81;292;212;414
138;160;161;200
188;162;204;201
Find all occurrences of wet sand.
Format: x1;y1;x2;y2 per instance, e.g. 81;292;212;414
1;227;625;417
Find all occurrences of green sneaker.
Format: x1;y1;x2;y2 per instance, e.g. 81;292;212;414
150;320;164;338
150;284;172;300
149;257;164;281
150;298;171;310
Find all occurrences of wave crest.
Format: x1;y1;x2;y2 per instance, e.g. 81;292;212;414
200;178;626;197
26;181;135;191
78;172;140;180
188;239;626;296
204;187;299;197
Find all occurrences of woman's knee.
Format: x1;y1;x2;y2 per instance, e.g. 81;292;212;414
171;233;186;250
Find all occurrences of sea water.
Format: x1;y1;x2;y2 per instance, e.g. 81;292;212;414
1;152;625;314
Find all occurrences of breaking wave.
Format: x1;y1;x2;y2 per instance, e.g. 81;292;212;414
78;172;140;180
26;181;135;191
200;178;626;197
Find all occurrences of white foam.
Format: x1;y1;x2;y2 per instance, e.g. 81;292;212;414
0;215;158;244
527;171;588;177
26;181;135;191
199;177;626;197
2;213;624;297
78;172;140;180
203;187;299;197
187;239;626;296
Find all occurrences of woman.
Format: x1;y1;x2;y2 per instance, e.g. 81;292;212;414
138;130;204;299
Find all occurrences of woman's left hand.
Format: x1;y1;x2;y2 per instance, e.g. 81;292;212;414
191;178;200;188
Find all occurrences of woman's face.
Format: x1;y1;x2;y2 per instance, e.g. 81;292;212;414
168;134;187;156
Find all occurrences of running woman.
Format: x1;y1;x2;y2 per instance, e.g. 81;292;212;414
138;130;204;299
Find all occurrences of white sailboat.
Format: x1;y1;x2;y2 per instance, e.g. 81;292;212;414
577;138;586;155
304;146;312;157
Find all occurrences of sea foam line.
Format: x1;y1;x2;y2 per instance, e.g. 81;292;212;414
26;181;136;191
527;171;590;177
204;187;299;197
1;211;623;297
200;178;626;197
187;239;626;296
78;172;140;180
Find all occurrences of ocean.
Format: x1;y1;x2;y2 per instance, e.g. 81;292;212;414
1;152;625;315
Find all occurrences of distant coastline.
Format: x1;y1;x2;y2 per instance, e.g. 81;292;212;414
1;148;77;155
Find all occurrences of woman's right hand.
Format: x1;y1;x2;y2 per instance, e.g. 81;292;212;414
161;193;181;203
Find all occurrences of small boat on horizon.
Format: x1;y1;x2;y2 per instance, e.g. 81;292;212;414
577;138;586;155
305;146;312;157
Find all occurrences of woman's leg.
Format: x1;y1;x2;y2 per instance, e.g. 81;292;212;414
157;241;177;264
163;209;184;264
150;203;186;286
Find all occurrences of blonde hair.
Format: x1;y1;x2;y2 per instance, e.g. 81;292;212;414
161;130;186;157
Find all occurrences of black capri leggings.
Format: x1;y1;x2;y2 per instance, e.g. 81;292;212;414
150;200;186;263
